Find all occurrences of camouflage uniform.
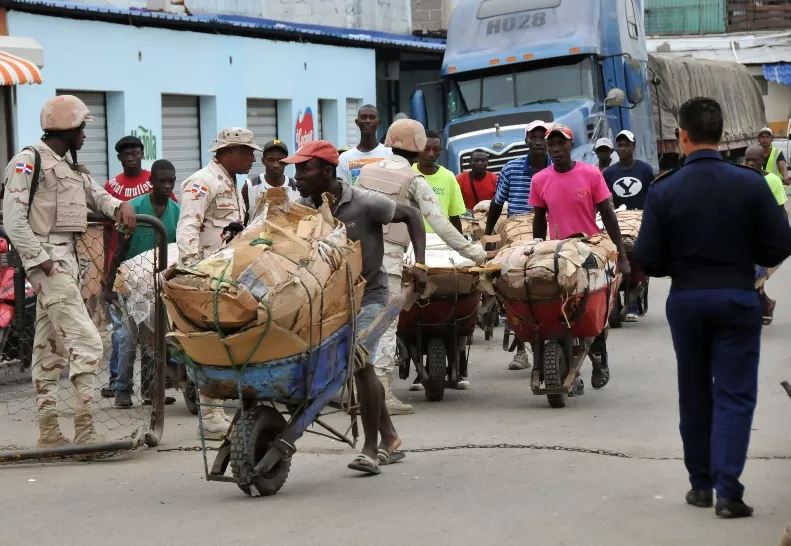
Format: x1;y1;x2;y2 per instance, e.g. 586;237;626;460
2;95;123;447
175;128;261;440
176;128;260;267
358;119;486;414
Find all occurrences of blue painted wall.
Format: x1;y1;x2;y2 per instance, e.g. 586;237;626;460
7;11;376;179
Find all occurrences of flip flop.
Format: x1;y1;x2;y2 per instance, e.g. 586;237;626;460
347;453;381;475
378;448;406;465
143;397;176;406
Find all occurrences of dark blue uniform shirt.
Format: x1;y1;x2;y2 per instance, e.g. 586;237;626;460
633;149;791;291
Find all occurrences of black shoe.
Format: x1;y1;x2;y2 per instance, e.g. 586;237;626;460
101;385;116;398
568;377;585;397
115;391;133;408
715;498;754;519
685;489;713;508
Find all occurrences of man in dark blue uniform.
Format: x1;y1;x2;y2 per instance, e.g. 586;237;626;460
633;97;791;518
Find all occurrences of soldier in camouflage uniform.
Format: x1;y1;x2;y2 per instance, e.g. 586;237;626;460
2;95;137;448
175;127;260;439
356;119;488;414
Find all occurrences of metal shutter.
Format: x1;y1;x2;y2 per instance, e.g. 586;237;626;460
246;99;278;177
162;94;201;200
317;101;324;141
57;90;108;183
346;98;361;148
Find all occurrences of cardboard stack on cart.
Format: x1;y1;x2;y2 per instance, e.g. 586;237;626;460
404;233;479;297
161;189;364;366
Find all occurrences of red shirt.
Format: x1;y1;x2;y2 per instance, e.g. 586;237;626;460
456;171;499;210
103;170;177;273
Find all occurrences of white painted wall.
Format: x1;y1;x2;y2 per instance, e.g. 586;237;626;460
747;65;791;137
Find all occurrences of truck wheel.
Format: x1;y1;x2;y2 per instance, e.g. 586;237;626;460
229;406;290;497
424;338;446;402
543;341;567;409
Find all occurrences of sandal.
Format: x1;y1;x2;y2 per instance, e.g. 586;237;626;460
378;448;406;465
347;453;381;475
591;361;610;390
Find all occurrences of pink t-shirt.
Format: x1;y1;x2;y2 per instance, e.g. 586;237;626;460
528;162;612;240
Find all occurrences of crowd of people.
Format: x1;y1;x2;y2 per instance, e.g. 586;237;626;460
2;94;791;517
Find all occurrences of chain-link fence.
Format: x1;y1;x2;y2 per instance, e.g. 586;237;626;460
0;213;168;460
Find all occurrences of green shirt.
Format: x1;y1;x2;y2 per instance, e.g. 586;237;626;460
124;194;180;260
411;164;467;233
764;172;788;207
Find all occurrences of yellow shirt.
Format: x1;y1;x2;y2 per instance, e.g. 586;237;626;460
411;165;467;233
764;172;788;206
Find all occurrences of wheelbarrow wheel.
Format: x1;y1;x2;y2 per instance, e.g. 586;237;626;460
229;405;290;497
424;337;446;402
183;379;199;416
543;341;567;409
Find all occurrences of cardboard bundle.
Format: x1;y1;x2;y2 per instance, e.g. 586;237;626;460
615;210;643;253
163;189;365;367
490;234;618;301
461;200;507;240
404;233;480;297
114;242;179;330
499;212;536;247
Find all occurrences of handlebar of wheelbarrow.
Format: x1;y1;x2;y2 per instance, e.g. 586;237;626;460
357;285;418;353
781;381;791;399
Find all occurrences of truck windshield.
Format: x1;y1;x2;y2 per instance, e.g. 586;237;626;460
447;56;596;121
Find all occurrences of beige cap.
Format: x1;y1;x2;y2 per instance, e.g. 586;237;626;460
385;119;427;153
40;95;95;131
208;127;263;153
759;126;774;138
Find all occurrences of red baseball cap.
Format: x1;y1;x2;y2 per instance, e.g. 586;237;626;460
282;140;339;166
546;124;574;140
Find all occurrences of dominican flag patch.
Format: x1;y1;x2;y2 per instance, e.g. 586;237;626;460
15;163;33;175
190;183;208;197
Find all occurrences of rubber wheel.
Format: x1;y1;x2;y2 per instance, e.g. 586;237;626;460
543;341;567;409
502;327;512;352
183;379;199;416
424;337;446;402
229;405;291;497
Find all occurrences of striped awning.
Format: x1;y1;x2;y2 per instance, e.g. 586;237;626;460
0;50;42;86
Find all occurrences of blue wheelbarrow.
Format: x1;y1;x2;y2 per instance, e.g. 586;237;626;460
179;287;414;497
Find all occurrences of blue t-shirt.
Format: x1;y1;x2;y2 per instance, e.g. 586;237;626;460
493;155;551;216
602;160;655;210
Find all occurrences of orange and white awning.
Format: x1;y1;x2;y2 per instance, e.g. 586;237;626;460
0;50;42;86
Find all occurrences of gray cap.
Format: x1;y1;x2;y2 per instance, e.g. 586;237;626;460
595;137;613;150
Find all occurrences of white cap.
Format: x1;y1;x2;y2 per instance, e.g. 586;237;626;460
525;120;549;135
616;130;636;143
759;127;774;137
595;138;613;150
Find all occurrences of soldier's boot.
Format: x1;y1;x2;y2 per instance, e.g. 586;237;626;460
36;414;71;448
73;407;101;444
382;374;414;416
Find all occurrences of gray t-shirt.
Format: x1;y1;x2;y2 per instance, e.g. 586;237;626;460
300;181;396;306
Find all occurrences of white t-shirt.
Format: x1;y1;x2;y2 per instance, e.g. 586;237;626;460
245;174;300;212
338;144;393;186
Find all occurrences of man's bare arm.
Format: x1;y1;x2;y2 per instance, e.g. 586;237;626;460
532;207;548;240
485;203;504;236
596;200;631;275
392;202;428;292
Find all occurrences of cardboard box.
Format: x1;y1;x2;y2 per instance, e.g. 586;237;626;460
429;272;479;297
169;320;309;366
162;269;258;332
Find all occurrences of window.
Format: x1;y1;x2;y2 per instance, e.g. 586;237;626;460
626;0;639;39
753;75;769;96
477;0;560;19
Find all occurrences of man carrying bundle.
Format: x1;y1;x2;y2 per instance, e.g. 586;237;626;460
357;119;488;406
529;124;630;392
485;120;551;371
286;140;428;475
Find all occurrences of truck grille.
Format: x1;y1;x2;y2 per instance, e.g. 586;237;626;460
458;143;529;173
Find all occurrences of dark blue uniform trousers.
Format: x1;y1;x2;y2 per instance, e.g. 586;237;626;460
666;289;761;501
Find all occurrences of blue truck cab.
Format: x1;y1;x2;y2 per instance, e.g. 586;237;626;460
410;0;658;175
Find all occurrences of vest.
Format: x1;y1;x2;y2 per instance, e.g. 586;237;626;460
766;147;782;177
28;144;88;235
357;160;416;246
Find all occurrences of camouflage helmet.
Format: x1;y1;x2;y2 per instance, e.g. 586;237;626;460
40;95;95;131
385;119;427;153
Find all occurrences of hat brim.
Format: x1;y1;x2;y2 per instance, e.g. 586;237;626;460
281;152;316;165
595;145;613;151
84;114;96;123
209;141;264;153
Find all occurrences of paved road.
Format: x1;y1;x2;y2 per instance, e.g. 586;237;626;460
1;275;790;545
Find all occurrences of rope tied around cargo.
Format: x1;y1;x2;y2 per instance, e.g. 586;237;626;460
248;237;273;247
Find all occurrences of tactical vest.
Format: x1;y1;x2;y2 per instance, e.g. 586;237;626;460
766;147;781;177
357;160;416;246
28;148;88;235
